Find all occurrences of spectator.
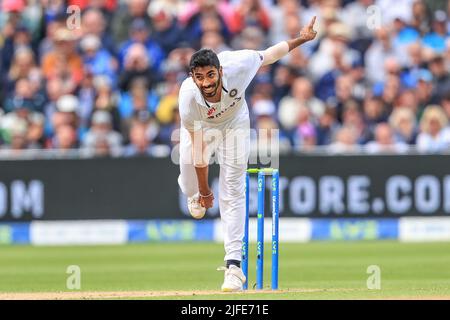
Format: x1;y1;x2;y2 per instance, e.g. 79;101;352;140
148;4;184;56
365;123;409;153
279;77;324;125
51;94;80;140
302;0;321;26
148;0;183;17
293;104;317;151
251;110;291;155
342;0;375;53
229;0;271;34
446;38;450;70
82;110;123;157
80;34;118;88
81;8;116;55
201;31;231;53
411;0;432;35
416;105;448;152
77;70;96;133
328;126;360;153
379;74;402;113
365;27;397;85
422;10;448;53
415;69;435;116
3;46;40;97
362;96;389;139
315;107;340;146
1;24;33;76
314;40;362;103
123;121;170;157
118;77;159;124
128;109;160;143
156;102;181;147
90;76;121;134
250;98;276;121
309;21;361;82
3;77;43;113
27;112;46;149
428;54;450;102
158;60;185;96
390;10;420;52
389;107;419;144
271;63;297;106
0;110;39;153
164;46;196;75
277;97;298;145
37;13;66;62
231;25;266;50
40;0;66;24
42;78;64;135
268;0;302;46
423;0;447;17
118;43;157;92
180;0;233;45
329;74;361;123
112;0;151;44
201;12;232;49
341;100;370;144
348;59;367;101
394;89;419;116
440;93;450;150
52;124;80;150
401;42;425;85
441;92;450;120
41;28;84;94
117;18;165;74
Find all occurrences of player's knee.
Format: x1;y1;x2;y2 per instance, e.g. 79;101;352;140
220;184;245;201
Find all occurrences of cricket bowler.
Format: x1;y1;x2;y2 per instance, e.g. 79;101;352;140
178;16;317;292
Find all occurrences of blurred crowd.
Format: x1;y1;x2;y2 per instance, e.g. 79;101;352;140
0;0;449;157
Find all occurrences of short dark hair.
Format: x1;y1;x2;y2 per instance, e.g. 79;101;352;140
189;49;220;72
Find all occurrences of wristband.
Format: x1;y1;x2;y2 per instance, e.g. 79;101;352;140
199;192;213;198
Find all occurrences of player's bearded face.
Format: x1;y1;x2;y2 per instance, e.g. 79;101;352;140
192;66;222;98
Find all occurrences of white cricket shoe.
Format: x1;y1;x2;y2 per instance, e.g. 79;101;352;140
218;265;246;292
187;193;206;219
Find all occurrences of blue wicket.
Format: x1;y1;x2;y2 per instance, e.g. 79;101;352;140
256;170;265;290
271;170;279;290
243;168;280;290
242;171;250;290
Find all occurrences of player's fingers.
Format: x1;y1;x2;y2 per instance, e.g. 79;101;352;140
309;16;316;29
200;196;213;208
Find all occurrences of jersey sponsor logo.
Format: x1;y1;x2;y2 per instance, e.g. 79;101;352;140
207;96;241;119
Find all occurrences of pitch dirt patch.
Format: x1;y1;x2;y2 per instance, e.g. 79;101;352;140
5;288;448;300
0;288;362;300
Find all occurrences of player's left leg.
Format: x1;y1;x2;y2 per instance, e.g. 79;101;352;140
219;160;247;263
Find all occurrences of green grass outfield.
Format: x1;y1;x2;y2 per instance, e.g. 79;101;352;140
1;241;450;299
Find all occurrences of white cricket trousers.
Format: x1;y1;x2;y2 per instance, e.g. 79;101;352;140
178;116;250;262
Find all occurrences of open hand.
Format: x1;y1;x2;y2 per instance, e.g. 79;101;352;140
299;16;317;42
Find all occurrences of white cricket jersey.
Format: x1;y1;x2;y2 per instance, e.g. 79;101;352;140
179;50;264;131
